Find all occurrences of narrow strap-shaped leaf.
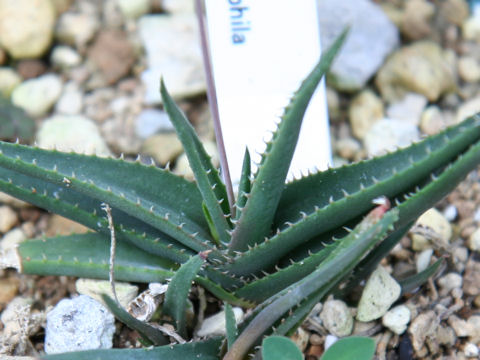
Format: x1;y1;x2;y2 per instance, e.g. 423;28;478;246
0;170;195;264
0;141;207;226
18;233;176;283
276;115;480;227
224;209;398;360
399;258;444;294
395;140;480;228
229;29;348;252
222;128;480;277
235;148;251;220
102;294;167;346
42;337;223;360
0;143;220;256
163;253;206;337
15;232;246;305
233;240;335;303
261;336;303;360
161;80;232;245
225;302;238;349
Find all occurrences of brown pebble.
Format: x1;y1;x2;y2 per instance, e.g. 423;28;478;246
17;60;47;79
87;30;135;85
0;277;20;311
0;48;6;65
463;259;480;296
307;345;324;358
19;208;42;222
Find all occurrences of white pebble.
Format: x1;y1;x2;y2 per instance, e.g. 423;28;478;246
50;45;82;68
443;204;457;222
464;342;479;357
416;248;434;273
437;272;463;293
324;334;338;351
382;305;411;334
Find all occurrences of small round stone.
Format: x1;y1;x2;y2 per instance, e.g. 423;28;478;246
320;299;354;337
382;305;411;335
468;228;480;252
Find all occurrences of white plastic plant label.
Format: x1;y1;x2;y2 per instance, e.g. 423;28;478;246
202;0;331;185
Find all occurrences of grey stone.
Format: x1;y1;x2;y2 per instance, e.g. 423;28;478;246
45;295;115;354
11;74;63;117
135;108;174;138
318;0;399;92
386;93;428;126
364;118;420;157
139;14;206;104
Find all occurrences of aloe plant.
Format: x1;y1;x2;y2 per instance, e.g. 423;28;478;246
0;30;480;359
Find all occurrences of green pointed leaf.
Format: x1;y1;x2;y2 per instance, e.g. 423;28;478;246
0;142;217;255
202;202;221;245
0;168;195;264
229;29;348;252
399;258;444;294
18;233;175;283
334;222;413;298
276;115;480;231
102;294;167;346
235;148;251;220
262;336;303;360
161;80;231;245
163;253;206;337
224;209;397;360
222;119;480;277
320;337;375;360
42;337;223;360
225;303;238;349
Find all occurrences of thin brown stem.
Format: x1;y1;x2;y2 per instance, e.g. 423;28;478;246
195;0;236;217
